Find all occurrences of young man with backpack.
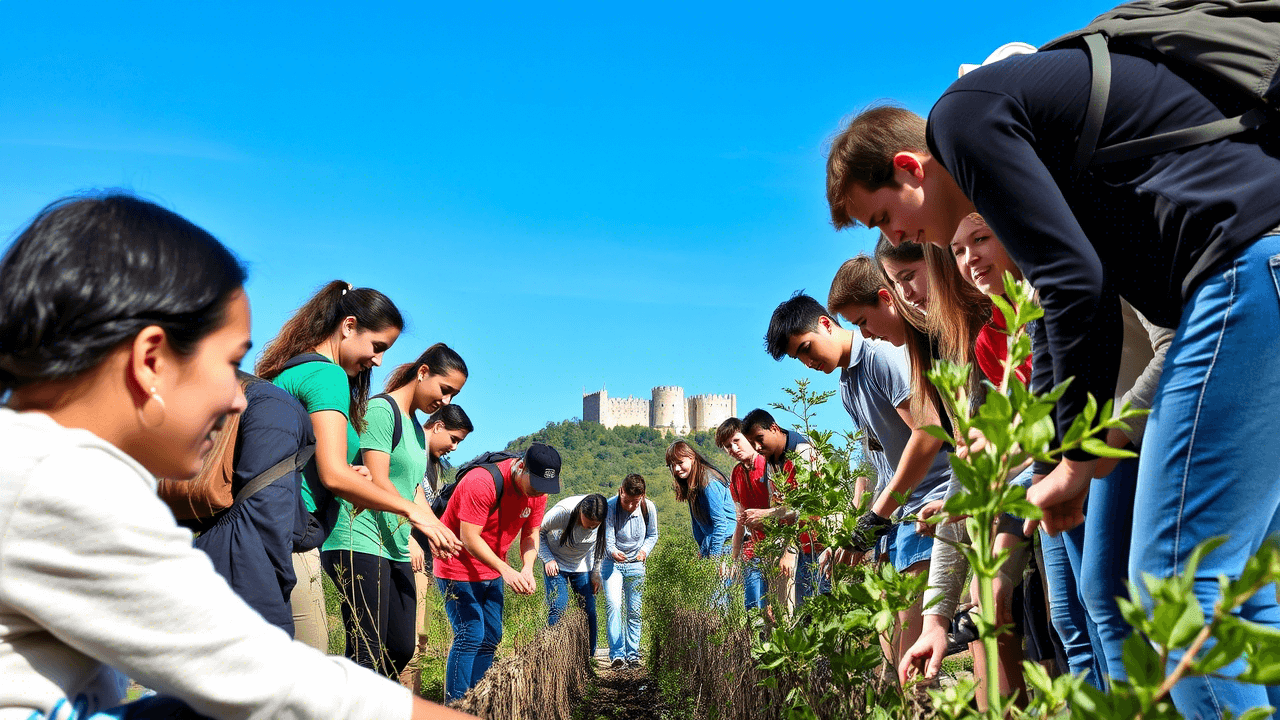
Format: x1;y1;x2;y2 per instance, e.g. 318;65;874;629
601;473;659;668
432;441;562;702
825;3;1280;710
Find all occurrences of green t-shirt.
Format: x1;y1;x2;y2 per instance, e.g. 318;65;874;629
322;395;425;561
272;359;359;513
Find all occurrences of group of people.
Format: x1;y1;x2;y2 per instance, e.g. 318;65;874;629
3;4;1280;719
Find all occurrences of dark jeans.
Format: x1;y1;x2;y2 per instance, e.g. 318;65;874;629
321;550;416;678
437;576;505;702
545;570;598;654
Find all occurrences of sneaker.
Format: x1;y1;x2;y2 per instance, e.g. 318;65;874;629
610;658;626;669
626;657;642;669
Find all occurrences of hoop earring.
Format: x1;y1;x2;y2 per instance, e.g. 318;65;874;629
138;387;166;429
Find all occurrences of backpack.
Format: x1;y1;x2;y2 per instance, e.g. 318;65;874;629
1041;0;1280;172
428;450;521;518
156;368;316;530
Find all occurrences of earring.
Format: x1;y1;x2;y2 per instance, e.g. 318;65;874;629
138;387;167;428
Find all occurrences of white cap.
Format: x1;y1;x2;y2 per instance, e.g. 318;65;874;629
958;41;1038;78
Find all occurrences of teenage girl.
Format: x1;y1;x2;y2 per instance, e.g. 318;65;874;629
0;193;469;720
322;343;468;678
256;281;461;651
666;441;736;559
539;494;609;654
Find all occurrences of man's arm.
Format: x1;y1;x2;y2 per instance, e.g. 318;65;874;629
869;402;944;519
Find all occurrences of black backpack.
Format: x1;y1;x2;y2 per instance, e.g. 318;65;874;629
353;392;404;465
429;451;521;519
1042;0;1280;172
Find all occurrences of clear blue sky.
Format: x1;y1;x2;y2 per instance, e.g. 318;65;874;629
0;1;1116;455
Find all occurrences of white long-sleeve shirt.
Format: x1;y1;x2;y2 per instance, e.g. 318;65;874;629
0;409;409;720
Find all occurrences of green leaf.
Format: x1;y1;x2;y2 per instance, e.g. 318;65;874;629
1121;632;1165;687
1080;436;1140;459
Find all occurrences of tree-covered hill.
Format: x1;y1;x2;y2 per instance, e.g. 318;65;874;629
453;420;739;539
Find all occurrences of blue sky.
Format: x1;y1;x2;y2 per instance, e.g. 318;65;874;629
0;1;1116;456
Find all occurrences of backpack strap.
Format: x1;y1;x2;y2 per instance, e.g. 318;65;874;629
482;464;505;513
233;445;317;506
279;352;331;372
369;393;404;449
1073;32;1113;177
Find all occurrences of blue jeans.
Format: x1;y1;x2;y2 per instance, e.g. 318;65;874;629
1041;526;1103;688
795;549;830;606
437;577;504;703
1080;456;1139;685
1130;234;1280;718
601;557;645;660
742;558;768;610
545;570;598;654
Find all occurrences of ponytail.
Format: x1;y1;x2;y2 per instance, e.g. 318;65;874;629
385;342;469;392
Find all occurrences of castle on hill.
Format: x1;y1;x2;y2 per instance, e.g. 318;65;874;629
582;385;737;435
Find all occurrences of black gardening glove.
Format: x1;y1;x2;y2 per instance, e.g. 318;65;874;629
847;510;893;553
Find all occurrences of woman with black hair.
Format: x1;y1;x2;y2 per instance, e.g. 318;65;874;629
0;193;470;719
257;283;461;651
539;493;609;653
323;344;469;679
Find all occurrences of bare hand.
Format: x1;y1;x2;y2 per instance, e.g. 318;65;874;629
409;509;462;558
1026;461;1092;536
635;550;647;563
956;427;987;461
898;619;950;684
409;538;426;573
611;550;627;562
543;559;560;578
504;566;536;594
591;574;602;593
915;499;946;536
779;550;797;579
718;561;737;581
742;508;771;528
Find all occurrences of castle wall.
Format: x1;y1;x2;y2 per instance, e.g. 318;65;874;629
689;393;737;432
607;397;650;427
582;390;607;425
585;386;734;434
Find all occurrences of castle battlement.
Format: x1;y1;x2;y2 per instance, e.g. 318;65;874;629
583;385;736;433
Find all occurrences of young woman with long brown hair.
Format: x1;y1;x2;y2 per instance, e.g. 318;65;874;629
666;440;735;559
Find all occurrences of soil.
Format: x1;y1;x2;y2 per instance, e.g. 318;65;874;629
577;659;668;720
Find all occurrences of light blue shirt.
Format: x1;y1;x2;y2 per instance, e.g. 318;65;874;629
839;335;951;518
604;495;658;561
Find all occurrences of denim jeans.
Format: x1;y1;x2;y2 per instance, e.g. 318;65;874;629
436;577;504;703
601;557;645;660
1080;456;1139;685
742;558;768;610
1041;526;1103;688
545;570;598;654
794;549;830;606
1130;234;1280;718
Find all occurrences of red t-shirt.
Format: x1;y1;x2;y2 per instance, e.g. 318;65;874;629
974;309;1032;386
433;458;547;582
765;454;820;555
730;454;770;560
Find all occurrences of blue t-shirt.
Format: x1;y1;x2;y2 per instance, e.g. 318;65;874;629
839;335;950;518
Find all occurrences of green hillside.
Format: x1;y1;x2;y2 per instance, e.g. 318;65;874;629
451;420;739;540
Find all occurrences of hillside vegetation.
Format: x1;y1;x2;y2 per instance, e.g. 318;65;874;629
455;420;739;539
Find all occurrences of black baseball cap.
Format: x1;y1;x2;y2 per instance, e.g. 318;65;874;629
524;442;562;494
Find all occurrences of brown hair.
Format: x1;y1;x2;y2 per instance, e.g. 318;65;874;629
665;440;727;526
255;280;403;433
714;418;742;450
923;237;993;429
826;105;928;230
622;473;647;496
874;236;926;289
826;255;884;313
384;342;468;392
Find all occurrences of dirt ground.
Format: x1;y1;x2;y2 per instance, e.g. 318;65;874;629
577;658;668;720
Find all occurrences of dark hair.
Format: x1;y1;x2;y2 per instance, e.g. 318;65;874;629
621;473;647;496
827;255;884;313
426;403;474;433
0;193;246;393
826;105;928;230
714;418;743;449
665;440;728;526
874;236;925;278
741;408;778;438
561;493;609;567
385;342;468;392
255;280;403;433
765;292;836;361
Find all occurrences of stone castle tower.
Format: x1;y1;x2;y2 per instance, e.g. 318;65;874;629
582;385;736;434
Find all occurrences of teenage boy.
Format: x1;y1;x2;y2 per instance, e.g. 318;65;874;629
740;409;824;609
825;38;1280;711
601;473;658;669
765;292;951;662
433;441;561;702
715;417;773;611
